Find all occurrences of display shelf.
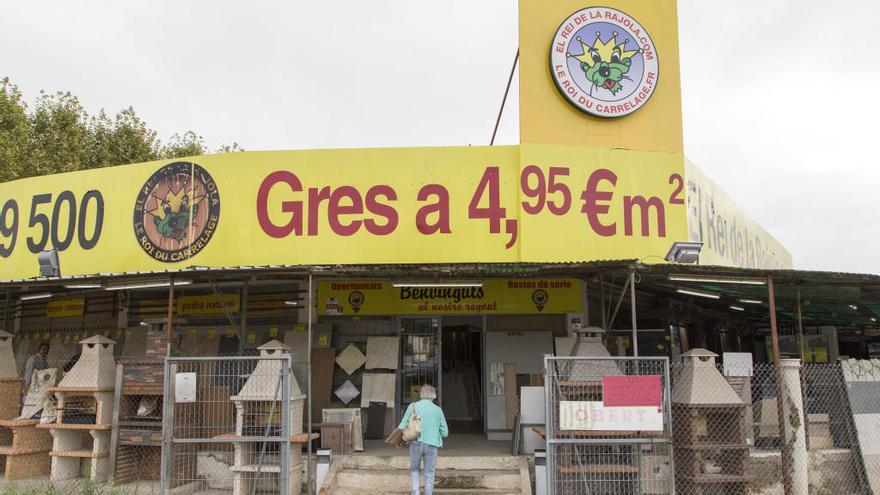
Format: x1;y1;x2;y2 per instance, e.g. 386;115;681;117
111;352;191;486
45;335;117;482
0;418;52;479
49;449;109;458
556;464;640;474
37;423;112;431
679;474;751;483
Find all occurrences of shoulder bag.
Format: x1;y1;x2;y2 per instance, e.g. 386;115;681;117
402;404;422;442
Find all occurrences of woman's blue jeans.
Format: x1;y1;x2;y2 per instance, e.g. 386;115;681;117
409;441;439;495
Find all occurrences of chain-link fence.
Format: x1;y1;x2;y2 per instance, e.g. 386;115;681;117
544;356;674;495
0;331;313;495
667;359;866;495
543;354;876;495
162;354;300;495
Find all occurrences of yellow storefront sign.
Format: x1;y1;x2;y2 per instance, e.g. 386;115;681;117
318;279;582;316
46;298;85;318
0;0;792;282
685;161;792;269
176;294;240;316
0;145;692;280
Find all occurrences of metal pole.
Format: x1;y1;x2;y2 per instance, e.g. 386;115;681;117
160;359;175;492
581;275;589;329
2;289;10;333
768;276;782;364
281;355;292;495
768;276;793;494
306;273;314;494
543;355;552;495
796;286;805;361
490;49;519;145
166;278;175;357
630;271;638;358
599;274;607;332
240;280;249;354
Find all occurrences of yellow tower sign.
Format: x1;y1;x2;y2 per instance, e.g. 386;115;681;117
519;0;683;154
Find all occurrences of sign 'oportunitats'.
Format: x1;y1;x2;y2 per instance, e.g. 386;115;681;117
550;7;659;118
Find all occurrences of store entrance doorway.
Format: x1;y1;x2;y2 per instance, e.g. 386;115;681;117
399;317;442;415
441;316;484;434
397;316;485;435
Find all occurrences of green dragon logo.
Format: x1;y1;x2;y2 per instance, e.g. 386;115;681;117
568;31;642;96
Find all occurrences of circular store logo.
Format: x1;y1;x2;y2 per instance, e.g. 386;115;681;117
133;161;220;263
549;7;659;118
532;289;549;312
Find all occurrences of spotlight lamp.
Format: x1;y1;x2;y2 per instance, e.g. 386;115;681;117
665;241;702;264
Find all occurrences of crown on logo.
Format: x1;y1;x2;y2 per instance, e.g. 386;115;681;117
568;31;641;67
147;186;204;220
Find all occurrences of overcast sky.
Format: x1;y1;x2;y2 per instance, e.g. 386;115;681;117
2;1;876;273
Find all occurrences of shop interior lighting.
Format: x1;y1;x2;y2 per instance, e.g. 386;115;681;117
676;287;721;300
729;305;745;312
738;299;763;305
20;292;52;301
63;283;103;289
104;280;192;291
392;281;483;288
668;274;767;285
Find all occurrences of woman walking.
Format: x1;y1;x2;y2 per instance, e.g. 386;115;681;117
398;384;449;495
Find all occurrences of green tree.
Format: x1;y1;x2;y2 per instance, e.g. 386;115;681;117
89;107;160;169
0;78;32;182
160;131;206;159
0;77;243;182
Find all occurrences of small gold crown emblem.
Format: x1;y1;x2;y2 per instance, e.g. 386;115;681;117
568;31;641;67
147;186;205;220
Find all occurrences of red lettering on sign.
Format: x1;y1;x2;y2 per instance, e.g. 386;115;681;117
580;169;617;236
256;171;303;238
416;184;451;235
256;172;402;238
364;185;398;235
328;186;362;236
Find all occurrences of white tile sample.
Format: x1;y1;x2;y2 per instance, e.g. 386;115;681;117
361;373;396;408
366;336;400;369
335;343;367;375
335;380;361;405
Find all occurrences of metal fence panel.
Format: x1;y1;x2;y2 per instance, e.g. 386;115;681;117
161;355;295;495
668;361;867;495
544;356;674;495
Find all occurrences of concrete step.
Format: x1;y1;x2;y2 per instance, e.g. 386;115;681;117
343;455;521;471
335;468;522;491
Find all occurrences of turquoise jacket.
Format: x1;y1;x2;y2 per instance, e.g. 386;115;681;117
398;399;449;448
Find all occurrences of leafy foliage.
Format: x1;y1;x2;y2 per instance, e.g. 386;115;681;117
0;77;242;182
